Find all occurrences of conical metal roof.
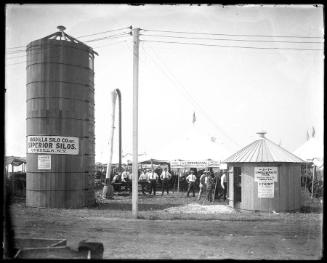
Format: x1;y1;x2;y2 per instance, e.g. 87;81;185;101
224;132;305;163
39;25;98;55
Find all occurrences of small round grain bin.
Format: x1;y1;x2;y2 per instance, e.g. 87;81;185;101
26;26;98;208
223;132;305;212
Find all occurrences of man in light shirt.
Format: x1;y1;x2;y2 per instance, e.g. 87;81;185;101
160;168;171;196
221;172;227;201
147;169;158;196
138;169;148;195
198;171;208;200
121;169;129;183
186;170;197;197
121;169;131;193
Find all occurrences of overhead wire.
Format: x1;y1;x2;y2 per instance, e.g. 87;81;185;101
140;39;323;51
141;28;324;39
6;35;132;66
83;32;131;43
6;26;132;51
140;33;324;44
6;32;132;60
93;38;131;49
76;26;131;39
6;27;132;54
6;52;64;66
141;42;240;148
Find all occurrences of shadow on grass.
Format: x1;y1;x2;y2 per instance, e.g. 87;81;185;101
300;206;323;214
94;202;182;211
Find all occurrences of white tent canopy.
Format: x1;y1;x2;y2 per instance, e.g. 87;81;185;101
293;137;324;168
154;125;234;162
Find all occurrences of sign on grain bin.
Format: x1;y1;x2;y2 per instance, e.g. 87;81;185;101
258;180;274;198
255;167;277;198
27;136;79;155
38;155;51;170
254;167;278;182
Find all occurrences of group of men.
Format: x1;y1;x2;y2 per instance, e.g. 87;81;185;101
138;168;172;196
196;170;227;202
110;167;227;202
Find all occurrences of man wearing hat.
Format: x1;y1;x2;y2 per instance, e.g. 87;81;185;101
205;173;215;202
160;167;171;195
138;169;148;195
147;169;159;196
186;170;197;197
198;170;208;200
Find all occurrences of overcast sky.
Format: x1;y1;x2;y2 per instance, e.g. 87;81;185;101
5;4;324;163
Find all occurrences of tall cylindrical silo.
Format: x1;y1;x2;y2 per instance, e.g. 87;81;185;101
26;26;98;208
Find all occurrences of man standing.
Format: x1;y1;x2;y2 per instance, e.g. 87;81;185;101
186;170;197;197
121;169;131;193
138;169;148;195
147;169;158;196
206;174;214;202
198;171;208;200
160;168;171;195
221;172;227;201
121;169;129;183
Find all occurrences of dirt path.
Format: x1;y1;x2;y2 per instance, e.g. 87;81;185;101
9;193;323;259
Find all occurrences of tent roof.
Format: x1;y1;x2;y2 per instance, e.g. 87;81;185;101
224;132;305;163
140;159;170;165
156;126;233;161
5;156;26;166
293;137;323;162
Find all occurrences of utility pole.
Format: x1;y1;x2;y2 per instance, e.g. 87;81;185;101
132;27;140;218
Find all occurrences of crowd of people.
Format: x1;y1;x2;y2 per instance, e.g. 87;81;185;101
108;166;228;202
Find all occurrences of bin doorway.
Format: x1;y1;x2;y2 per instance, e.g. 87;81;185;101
233;167;242;209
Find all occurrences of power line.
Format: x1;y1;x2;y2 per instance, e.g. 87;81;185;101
93;39;131;49
140;33;324;44
141;43;240;148
6;33;131;57
84;32;131;43
140;39;323;51
77;26;131;38
141;28;324;39
6;38;131;65
6;26;132;51
147;44;240;148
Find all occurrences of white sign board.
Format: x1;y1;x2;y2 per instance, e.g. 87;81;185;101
38;155;51;170
219;163;227;170
170;160;182;168
170;160;220;169
258;180;274;198
254;167;278;182
27;136;79;155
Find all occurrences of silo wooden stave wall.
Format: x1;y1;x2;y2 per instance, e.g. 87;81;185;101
26;35;96;208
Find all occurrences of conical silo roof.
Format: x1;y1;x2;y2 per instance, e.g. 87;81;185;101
28;25;98;56
224;132;305;163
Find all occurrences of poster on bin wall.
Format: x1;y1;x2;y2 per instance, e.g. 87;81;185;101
38;155;51;170
27;136;79;155
258;180;274;198
254;167;278;182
